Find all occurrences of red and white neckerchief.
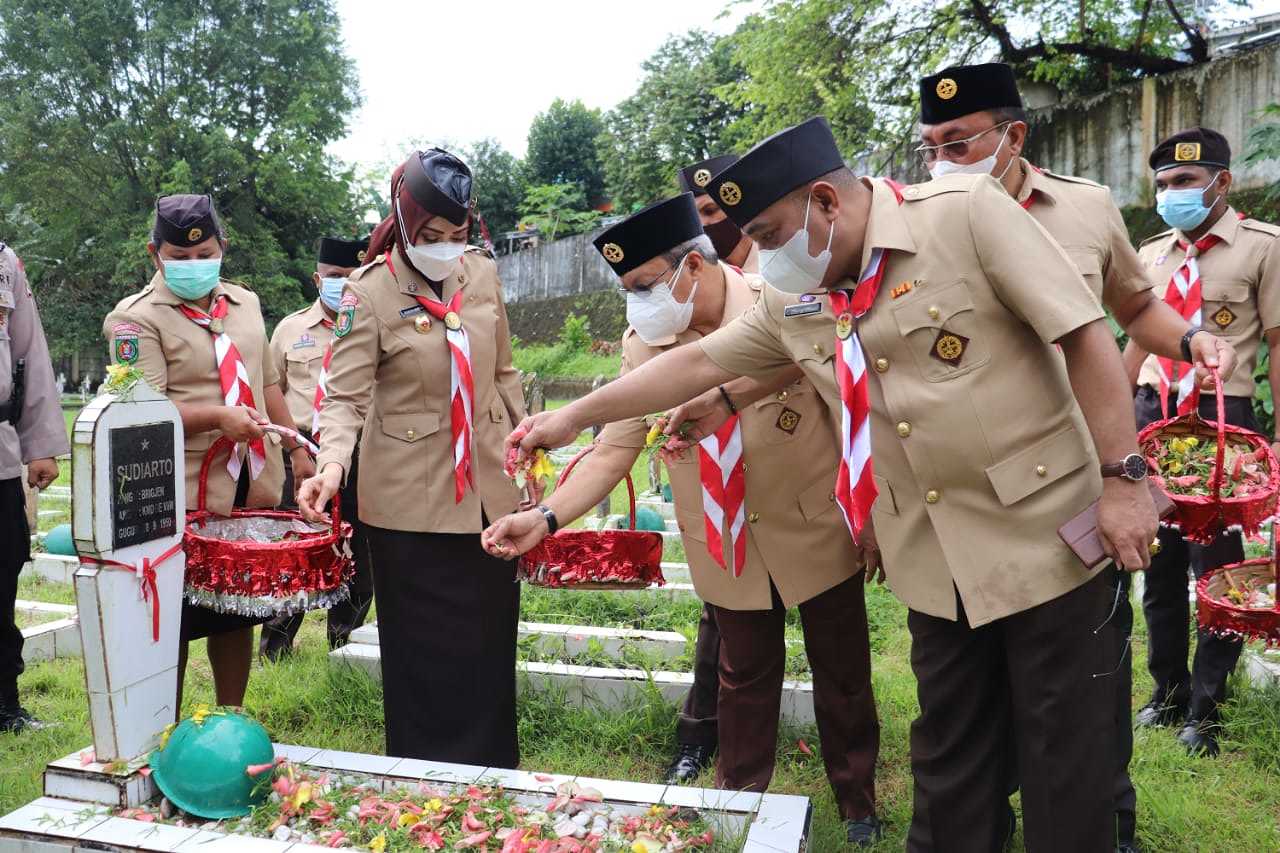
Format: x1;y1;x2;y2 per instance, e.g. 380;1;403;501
698;416;746;577
1156;234;1223;418
177;295;266;482
414;288;475;502
310;317;336;438
1017;164;1045;211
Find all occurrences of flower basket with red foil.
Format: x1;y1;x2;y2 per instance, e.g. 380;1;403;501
517;445;665;590
1138;369;1279;544
1197;525;1280;645
183;432;353;617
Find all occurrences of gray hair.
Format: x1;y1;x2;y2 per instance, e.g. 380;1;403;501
659;234;717;267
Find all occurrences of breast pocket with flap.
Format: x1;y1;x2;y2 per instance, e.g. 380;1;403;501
891;279;989;382
1201;281;1251;334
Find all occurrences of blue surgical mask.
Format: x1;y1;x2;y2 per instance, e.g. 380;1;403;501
319;276;346;311
1155;172;1221;231
162;258;222;300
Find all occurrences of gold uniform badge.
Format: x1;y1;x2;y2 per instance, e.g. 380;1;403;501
414;314;432;334
719;182;742;206
836;312;854;340
1174;142;1202;162
693;168;712;188
209;317;223;334
776;408;801;435
931;330;968;366
357;249;368;262
602;243;624;264
936;78;957;100
1213;306;1235;329
188;227;203;243
444;311;462;331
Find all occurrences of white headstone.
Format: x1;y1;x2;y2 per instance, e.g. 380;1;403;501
71;381;186;762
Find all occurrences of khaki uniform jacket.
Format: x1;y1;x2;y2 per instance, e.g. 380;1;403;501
0;244;69;479
315;245;525;533
701;175;1107;626
103;272;284;516
1136;207;1280;398
1014;160;1151;308
739;241;760;275
598;263;856;610
270;299;334;432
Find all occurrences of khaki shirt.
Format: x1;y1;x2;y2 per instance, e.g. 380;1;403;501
269;300;334;432
1015;161;1151;308
315;245;526;533
1136;207;1280;398
700;174;1106;626
597;263;856;610
0;244;69;479
739;241;760;275
103;272;284;516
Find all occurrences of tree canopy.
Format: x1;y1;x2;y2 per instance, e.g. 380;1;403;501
525;99;607;206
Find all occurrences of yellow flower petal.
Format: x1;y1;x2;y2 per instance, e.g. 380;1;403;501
425;798;443;813
370;833;387;852
290;781;312;810
398;812;418;828
645;422;663;448
1185;436;1199;448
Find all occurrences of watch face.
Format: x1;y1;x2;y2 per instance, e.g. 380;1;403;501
1123;454;1149;480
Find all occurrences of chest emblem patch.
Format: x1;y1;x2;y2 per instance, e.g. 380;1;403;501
835;312;853;340
414;314;432;334
776;407;801;434
1212;306;1236;329
931;330;969;366
114;334;139;365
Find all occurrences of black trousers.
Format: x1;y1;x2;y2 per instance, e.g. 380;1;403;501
1;478;31;707
1106;567;1137;845
675;603;720;749
1135;386;1250;723
260;449;373;655
906;574;1113;853
364;522;520;767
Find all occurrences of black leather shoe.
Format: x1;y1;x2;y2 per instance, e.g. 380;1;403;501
1134;700;1186;728
0;706;51;734
846;815;883;847
664;743;714;784
1177;720;1220;757
1117;840;1143;853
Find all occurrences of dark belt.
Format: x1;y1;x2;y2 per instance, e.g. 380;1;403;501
0;401;11;423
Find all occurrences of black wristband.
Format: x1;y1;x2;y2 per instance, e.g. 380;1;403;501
1180;327;1201;363
717;385;737;415
535;504;559;535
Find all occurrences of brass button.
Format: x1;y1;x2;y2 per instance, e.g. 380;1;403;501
927;306;940;320
777;390;789;402
406;429;416;439
1035;464;1048;477
874;357;889;373
896;421;912;438
925;489;940;504
748;512;760;524
458;274;466;285
742;463;749;473
828;491;836;502
812;343;824;356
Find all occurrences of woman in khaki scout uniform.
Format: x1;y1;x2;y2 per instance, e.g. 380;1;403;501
298;150;527;768
483;193;883;845
1122;128;1280;758
511;118;1159;853
102;194;312;708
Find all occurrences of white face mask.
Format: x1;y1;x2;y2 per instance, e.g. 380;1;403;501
758;193;836;295
928;124;1015;181
625;255;697;344
406;241;466;281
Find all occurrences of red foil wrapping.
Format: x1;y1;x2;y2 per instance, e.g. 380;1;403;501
1196;558;1280;646
518;529;665;589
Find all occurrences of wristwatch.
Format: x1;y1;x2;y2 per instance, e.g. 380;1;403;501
535;504;559;535
1101;453;1149;482
1180;327;1203;363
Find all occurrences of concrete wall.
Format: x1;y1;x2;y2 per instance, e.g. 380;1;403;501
496;227;617;304
1026;42;1280;207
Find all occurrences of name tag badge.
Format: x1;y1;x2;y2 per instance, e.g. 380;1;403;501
399;305;426;318
783;302;823;319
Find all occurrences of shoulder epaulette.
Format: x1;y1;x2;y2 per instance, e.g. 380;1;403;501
1139;228;1176;248
1241;219;1280;238
466;244;496;260
348;253;387;281
899;174;983;201
1040;169;1104;190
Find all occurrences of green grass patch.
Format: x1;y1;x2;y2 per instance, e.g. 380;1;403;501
513;343;620;380
16;575;76;606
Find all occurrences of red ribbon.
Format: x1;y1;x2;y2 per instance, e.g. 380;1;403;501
79;540;183;642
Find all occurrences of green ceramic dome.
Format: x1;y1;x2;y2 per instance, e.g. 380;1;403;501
44;523;75;556
620;506;666;532
149;708;275;819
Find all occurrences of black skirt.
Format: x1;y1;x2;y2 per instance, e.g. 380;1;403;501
364;523;520;768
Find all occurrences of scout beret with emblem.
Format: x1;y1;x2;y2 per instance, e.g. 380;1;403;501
705;117;846;227
677;154;739;196
153;194;221;247
1149;127;1231;173
317;236;371;268
919;62;1022;125
592;193;703;278
403;148;474;226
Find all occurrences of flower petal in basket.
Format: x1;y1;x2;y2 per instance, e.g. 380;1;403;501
1196;558;1280;646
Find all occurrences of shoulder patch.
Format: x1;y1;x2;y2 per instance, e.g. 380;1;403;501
334;291;358;338
111;321;141;365
1241;219;1280;238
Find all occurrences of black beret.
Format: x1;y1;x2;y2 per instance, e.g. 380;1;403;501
154;194;220;247
677;154;739;196
919;63;1022;125
1149;127;1231;172
317;236;370;268
705;117;846;227
593;193;703;278
403;148;474;226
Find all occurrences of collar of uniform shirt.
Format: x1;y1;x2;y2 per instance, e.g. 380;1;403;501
303;298;333;328
1175;204;1242;247
853;177;917;277
1012;159;1053;210
148;269;240;307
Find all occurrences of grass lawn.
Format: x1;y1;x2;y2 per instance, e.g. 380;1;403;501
513;345;621;380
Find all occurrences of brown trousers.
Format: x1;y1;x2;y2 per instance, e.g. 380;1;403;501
906;574;1113;853
711;575;879;820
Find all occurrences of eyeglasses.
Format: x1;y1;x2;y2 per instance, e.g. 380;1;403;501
617;254;687;295
914;122;1012;166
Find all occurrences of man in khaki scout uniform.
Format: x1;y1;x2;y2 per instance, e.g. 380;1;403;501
482;192;883;845
0;241;69;734
1122;128;1280;758
508;116;1159;853
915;63;1237;853
259;236;373;661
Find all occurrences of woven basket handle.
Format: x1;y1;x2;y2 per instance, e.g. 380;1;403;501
1207;367;1226;501
196;429;341;535
554;444;638;531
